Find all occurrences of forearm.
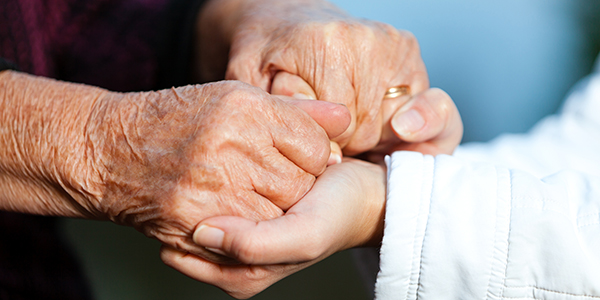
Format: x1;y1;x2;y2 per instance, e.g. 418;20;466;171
0;71;104;217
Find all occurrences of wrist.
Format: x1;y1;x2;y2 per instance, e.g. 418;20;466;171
356;162;387;248
0;71;109;218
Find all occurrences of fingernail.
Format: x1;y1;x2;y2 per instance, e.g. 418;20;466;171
392;109;425;136
193;225;224;249
205;247;228;257
293;92;314;100
327;153;342;165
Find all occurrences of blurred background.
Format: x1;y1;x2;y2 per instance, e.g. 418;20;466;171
62;0;600;299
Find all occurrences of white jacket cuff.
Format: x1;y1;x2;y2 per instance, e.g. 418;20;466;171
375;151;512;300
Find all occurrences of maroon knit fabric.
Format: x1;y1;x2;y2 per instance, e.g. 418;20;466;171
0;1;204;298
0;0;170;91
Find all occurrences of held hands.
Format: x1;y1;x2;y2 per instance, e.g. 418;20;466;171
185;0;463;294
161;158;386;299
271;72;463;160
197;0;433;155
83;81;350;262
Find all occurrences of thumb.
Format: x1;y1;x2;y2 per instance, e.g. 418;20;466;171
390;88;463;155
285;98;351;139
271;71;351;140
193;214;328;265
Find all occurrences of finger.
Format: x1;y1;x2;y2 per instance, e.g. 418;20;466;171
160;245;307;299
225;34;271;91
247;149;316;210
267;96;345;167
155;233;240;265
343;29;429;155
193;213;329;265
270;72;351;140
309;72;358;151
270;71;317;99
193;160;386;264
259;95;334;176
282;98;351;139
391;88;463;155
377;92;413;147
327;141;342;165
265;48;359;149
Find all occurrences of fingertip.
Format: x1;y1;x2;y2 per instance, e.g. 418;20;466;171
391;88;451;141
293;92;314;99
288;99;351;139
193;217;258;260
388;87;463;154
193;224;225;249
327;141;343;166
159;245;186;267
391;108;425;137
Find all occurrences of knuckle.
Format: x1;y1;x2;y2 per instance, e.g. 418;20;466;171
397;29;417;42
217;84;268;113
280;171;315;204
305;20;363;42
378;22;398;35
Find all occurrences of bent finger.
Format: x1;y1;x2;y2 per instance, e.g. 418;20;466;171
281;98;351;140
193;213;329;265
271;71;317;99
160;246;301;299
391;88;463;155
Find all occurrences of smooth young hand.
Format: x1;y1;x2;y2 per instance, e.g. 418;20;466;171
161;158;387;299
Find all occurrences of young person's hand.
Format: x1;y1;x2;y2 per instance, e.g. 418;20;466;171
161;158;387;299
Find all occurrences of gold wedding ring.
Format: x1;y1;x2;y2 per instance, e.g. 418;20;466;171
384;85;411;99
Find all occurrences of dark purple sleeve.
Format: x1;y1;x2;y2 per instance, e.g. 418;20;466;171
0;1;208;298
0;0;207;91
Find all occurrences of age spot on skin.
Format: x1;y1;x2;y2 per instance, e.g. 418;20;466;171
181;164;225;192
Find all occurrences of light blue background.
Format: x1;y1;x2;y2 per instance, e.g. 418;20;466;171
329;0;600;142
63;1;600;300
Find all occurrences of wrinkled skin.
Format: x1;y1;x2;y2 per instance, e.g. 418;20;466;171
85;81;350;261
196;0;430;156
0;71;349;263
271;72;463;160
161;158;386;299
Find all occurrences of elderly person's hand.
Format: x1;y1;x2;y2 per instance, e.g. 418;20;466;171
194;0;460;157
161;83;462;297
161;158;386;299
0;70;350;262
270;72;463;161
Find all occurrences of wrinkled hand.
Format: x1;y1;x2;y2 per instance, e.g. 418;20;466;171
83;81;350;262
271;72;463;161
370;87;463;159
196;0;429;155
161;158;386;299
